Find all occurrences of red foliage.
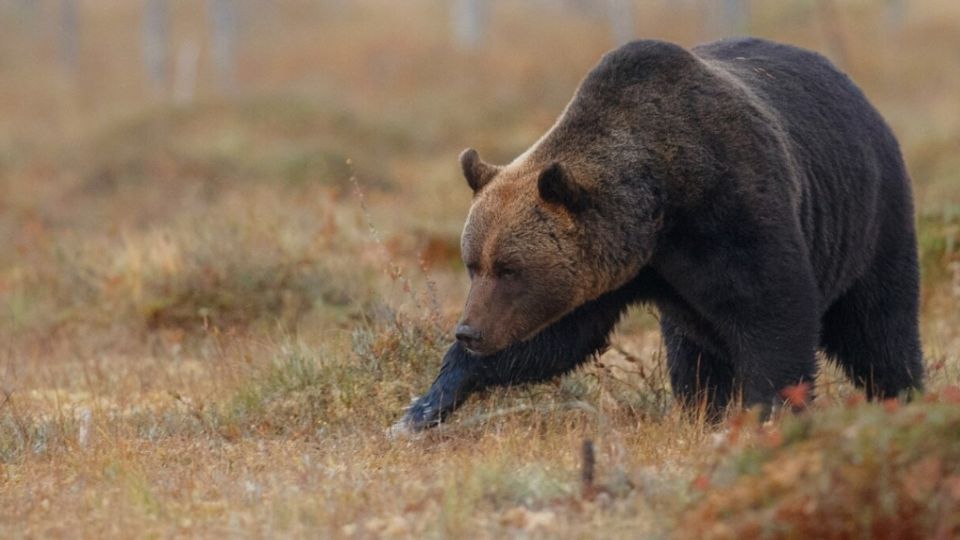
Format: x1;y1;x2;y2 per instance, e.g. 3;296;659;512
781;382;811;410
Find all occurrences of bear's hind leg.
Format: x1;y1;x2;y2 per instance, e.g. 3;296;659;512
662;318;735;419
820;246;924;399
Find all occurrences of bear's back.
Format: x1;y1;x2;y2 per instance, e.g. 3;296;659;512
693;38;911;307
576;37;912;309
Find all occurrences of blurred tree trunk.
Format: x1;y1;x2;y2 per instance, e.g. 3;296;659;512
887;0;905;31
717;0;749;35
59;0;79;75
174;39;200;104
142;0;170;96
607;0;635;45
452;0;486;50
208;0;237;92
11;0;39;18
816;0;848;68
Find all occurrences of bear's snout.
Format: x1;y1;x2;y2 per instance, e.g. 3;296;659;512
455;323;483;351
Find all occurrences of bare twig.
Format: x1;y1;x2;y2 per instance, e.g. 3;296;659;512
0;389;11;413
349;161;446;339
816;0;849;68
581;439;596;498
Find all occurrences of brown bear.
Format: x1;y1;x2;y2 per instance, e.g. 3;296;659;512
394;37;924;433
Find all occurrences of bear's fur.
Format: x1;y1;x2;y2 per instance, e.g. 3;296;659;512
396;38;924;432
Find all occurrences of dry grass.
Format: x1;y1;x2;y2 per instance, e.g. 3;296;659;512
2;1;960;538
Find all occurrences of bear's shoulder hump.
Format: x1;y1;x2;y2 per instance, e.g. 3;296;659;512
586;40;698;90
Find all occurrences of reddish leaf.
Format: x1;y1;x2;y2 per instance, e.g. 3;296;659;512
765;428;784;448
781;383;811;410
845;394;866;407
692;474;711;491
942;386;960;404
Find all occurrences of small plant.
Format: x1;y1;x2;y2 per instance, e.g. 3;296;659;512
918;209;960;291
679;389;960;539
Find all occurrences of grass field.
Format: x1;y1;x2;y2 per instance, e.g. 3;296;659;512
2;1;960;537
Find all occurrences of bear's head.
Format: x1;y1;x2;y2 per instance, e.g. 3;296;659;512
454;147;660;356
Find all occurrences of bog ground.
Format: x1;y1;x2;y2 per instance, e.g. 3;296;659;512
1;1;959;538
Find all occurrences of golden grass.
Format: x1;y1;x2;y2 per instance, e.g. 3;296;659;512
2;1;960;538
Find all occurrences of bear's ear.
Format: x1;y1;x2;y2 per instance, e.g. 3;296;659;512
460;148;500;193
538;162;591;212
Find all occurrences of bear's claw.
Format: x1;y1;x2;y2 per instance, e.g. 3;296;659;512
388;342;480;437
386;395;442;439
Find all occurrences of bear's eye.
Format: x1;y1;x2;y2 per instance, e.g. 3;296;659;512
494;264;518;279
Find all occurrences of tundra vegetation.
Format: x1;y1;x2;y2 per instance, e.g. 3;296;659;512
1;1;959;538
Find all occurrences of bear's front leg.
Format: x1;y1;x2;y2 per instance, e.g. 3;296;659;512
723;261;821;411
391;342;479;434
695;281;820;412
656;221;821;412
392;274;648;434
734;325;819;411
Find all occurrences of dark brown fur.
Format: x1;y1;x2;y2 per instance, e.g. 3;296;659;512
395;38;923;433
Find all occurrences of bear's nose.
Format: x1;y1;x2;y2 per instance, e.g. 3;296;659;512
455;324;482;348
